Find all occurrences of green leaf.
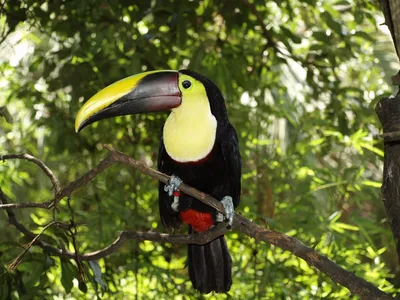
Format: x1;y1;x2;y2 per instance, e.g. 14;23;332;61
0;106;13;124
79;281;88;293
321;11;342;35
333;222;360;231
89;261;107;292
361;180;381;188
313;30;330;42
61;259;76;294
359;141;384;157
353;31;374;42
329;210;342;223
309;137;325;146
280;26;302;44
330;222;355;233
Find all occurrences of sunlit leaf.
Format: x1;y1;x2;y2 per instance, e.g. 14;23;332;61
89;261;107;292
321;11;342;36
61;259;76;294
361;180;381;188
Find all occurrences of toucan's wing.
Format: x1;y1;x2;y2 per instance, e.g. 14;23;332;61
220;124;242;207
157;135;182;230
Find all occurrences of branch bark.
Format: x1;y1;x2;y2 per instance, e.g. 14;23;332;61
377;0;400;271
380;0;400;59
1;147;394;300
376;94;400;264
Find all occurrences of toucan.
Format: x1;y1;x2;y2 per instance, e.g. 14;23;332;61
75;70;242;293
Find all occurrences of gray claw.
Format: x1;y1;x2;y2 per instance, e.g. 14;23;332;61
164;175;182;212
164;175;182;196
216;212;224;223
217;196;234;227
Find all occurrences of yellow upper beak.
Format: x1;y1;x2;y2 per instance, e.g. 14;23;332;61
75;70;181;132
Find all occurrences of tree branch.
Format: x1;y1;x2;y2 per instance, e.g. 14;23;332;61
376;95;400;264
8;221;58;270
0;201;51;209
1;146;394;300
380;0;400;59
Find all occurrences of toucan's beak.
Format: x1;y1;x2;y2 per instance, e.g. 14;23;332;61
75;70;181;132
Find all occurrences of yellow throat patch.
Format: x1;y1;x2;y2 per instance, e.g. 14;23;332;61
163;75;217;162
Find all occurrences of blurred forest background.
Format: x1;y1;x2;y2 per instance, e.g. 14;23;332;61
1;0;400;299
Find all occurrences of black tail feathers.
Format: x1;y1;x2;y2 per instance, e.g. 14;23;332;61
187;234;232;293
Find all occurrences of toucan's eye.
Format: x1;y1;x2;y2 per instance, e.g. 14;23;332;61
182;80;192;89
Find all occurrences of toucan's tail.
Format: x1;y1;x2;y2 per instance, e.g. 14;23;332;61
187;234;232;293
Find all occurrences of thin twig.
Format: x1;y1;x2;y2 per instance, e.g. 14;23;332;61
379;130;400;141
8;221;57;270
0;202;50;209
66;196;86;283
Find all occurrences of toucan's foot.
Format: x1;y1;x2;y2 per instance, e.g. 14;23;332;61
216;196;234;227
164;175;182;196
164;175;182;212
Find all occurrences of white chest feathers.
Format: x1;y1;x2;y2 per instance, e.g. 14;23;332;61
163;111;217;163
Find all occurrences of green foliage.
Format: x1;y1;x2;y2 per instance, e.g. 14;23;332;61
0;0;399;298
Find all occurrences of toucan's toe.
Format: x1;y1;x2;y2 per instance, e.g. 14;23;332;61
218;196;234;227
164;175;182;212
164;175;182;196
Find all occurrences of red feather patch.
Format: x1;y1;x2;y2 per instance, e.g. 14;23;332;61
180;209;213;232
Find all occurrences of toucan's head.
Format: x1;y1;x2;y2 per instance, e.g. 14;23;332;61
75;69;227;133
